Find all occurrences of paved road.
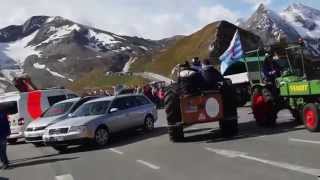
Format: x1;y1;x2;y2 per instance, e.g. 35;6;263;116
1;108;320;180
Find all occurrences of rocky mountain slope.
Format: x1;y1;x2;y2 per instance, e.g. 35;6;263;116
0;16;167;91
130;21;263;76
241;3;320;57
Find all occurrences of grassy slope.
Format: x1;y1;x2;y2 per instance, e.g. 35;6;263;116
68;69;149;93
131;22;218;76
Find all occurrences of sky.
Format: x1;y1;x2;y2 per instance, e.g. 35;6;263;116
0;0;320;40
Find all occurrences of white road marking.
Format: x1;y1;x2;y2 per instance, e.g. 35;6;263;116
289;138;320;145
56;174;74;180
205;147;320;177
136;160;160;170
109;148;124;155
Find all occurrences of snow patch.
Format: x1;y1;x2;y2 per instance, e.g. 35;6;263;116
33;63;46;69
0;30;40;65
46;16;56;23
39;24;81;45
139;46;149;51
46;68;66;79
57;57;67;62
122;57;137;73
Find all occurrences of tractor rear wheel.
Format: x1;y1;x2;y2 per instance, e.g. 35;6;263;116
251;87;277;127
165;84;184;142
303;103;320;132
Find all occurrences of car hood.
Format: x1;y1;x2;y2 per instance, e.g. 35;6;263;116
47;115;104;128
27;115;64;128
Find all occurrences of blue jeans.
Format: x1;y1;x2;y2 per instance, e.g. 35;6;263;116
0;139;8;165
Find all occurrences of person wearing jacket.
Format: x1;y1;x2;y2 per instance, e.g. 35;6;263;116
0;110;10;169
201;59;224;89
262;54;281;84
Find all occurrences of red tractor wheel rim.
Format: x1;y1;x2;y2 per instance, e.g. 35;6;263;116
305;109;316;129
252;94;269;122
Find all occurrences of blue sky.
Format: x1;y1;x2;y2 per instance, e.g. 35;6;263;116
0;0;319;39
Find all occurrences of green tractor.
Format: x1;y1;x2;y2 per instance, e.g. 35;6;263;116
247;41;320;132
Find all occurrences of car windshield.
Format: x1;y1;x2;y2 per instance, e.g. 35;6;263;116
42;102;74;117
73;101;111;117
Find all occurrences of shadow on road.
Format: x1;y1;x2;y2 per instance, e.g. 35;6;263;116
7;157;79;169
10;153;61;164
0;177;9;180
61;127;168;154
179;120;304;143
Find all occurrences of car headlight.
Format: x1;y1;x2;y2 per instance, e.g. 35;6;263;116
69;125;87;133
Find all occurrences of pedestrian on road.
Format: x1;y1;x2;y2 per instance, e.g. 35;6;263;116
0;110;10;169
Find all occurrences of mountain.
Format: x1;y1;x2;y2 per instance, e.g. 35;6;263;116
241;3;320;57
241;4;300;45
130;21;263;76
0;16;167;91
281;3;320;56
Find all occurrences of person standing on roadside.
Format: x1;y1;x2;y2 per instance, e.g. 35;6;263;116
0;110;10;169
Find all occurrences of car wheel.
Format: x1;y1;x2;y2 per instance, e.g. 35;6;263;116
7;138;18;144
144;116;154;132
52;145;68;153
94;127;109;147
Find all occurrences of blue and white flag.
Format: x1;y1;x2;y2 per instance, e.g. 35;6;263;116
219;30;244;74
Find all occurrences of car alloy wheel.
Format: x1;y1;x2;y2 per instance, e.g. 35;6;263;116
145;116;154;131
95;128;109;146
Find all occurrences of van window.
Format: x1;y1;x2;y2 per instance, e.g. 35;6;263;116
48;95;67;106
0;101;18;115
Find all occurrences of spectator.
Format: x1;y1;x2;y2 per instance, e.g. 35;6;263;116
0;110;10;169
158;87;165;108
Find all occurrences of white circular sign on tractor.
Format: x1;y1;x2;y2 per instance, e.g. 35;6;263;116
205;97;219;118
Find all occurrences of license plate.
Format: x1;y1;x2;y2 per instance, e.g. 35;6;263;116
49;137;64;142
28;133;41;137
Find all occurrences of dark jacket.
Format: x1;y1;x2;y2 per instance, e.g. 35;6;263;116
201;65;224;89
263;60;281;82
0;112;10;140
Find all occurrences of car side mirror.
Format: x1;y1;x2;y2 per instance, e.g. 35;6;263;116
109;108;119;113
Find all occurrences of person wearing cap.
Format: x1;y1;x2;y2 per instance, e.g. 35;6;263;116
262;53;281;84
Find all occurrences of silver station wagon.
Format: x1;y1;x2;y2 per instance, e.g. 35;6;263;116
43;94;157;152
24;96;99;146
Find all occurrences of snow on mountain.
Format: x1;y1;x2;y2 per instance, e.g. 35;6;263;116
281;3;320;56
0;30;40;65
242;4;300;45
0;15;166;91
38;24;81;45
281;3;320;38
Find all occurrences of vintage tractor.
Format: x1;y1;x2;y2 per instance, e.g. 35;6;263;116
164;66;238;142
248;41;320;132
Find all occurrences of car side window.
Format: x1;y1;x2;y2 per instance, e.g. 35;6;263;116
67;94;78;99
135;96;149;106
110;98;127;110
47;95;67;106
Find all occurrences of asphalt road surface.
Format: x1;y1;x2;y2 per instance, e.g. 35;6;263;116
1;108;320;180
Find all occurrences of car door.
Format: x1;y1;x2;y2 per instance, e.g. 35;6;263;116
107;98;131;132
131;96;149;127
124;96;142;128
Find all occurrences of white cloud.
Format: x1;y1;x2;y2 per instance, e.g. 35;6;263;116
197;5;238;26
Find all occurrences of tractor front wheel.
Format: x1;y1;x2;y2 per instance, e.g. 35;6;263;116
303;103;320;132
165;84;184;142
251;87;277;127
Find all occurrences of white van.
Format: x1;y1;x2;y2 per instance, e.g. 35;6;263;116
0;89;78;144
